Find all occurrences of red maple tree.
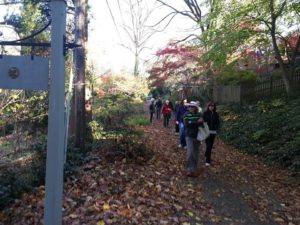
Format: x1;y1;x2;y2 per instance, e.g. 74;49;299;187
148;43;206;88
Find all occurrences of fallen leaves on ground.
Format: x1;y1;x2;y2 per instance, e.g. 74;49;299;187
1;109;300;225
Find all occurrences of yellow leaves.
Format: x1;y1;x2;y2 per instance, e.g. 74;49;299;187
142;191;149;197
174;204;183;211
118;207;132;218
102;204;110;210
187;211;194;217
96;221;105;225
182;222;191;225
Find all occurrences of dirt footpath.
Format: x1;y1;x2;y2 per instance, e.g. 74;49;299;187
1;112;299;225
145;115;300;225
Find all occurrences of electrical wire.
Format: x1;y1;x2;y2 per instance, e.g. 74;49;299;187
0;20;51;43
0;0;69;8
0;0;52;6
105;0;123;44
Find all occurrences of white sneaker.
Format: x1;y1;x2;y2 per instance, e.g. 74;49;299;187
205;163;211;166
178;144;182;148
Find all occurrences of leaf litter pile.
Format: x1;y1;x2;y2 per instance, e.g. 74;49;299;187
1;115;300;225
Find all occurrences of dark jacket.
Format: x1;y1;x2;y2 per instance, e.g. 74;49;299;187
203;110;220;131
149;102;155;113
183;111;203;138
176;105;187;123
155;99;162;109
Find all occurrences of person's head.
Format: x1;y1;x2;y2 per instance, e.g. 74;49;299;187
180;98;187;106
206;101;216;112
165;100;169;104
187;101;199;113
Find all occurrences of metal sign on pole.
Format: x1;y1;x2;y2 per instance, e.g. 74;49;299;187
44;1;67;225
0;55;49;90
0;1;69;224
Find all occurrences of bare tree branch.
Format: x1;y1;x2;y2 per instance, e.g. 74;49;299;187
155;0;198;23
171;33;199;44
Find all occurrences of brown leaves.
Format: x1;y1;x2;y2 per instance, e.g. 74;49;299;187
1;112;300;224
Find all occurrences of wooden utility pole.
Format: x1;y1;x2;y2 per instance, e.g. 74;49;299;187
74;0;88;150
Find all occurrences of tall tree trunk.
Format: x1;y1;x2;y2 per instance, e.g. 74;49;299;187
270;32;294;97
74;0;88;150
133;50;139;76
269;0;294;98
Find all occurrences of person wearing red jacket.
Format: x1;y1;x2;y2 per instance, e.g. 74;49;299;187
162;100;172;127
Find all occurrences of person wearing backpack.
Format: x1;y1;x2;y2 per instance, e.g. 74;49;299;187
203;102;220;166
155;97;163;119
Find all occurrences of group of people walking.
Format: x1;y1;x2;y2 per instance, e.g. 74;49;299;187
149;97;220;178
149;97;173;127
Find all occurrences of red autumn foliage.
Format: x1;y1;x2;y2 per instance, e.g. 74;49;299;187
287;34;300;50
148;43;204;87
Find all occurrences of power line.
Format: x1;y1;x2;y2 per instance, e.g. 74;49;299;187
0;0;70;8
0;1;25;6
0;1;50;6
105;0;123;44
1;20;51;43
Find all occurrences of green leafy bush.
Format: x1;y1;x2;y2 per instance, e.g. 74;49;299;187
104;129;153;163
218;65;260;85
252;129;270;143
125;116;150;126
220;97;300;177
94;93;143;129
0;144;46;209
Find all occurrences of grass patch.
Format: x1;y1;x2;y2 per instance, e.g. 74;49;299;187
125;115;150;126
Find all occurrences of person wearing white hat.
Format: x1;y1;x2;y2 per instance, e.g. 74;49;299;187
183;101;204;177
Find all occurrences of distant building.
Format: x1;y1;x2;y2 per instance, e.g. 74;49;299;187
0;25;21;55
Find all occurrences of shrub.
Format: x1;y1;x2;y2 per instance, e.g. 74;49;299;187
0;144;46;209
104;129;153;163
220;97;300;178
218;65;260;85
125;116;150;126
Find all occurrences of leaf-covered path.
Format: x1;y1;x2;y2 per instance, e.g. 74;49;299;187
1;113;300;225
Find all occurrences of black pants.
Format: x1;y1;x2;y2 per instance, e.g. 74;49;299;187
156;108;161;119
150;112;154;123
163;115;170;127
205;134;216;163
175;123;179;133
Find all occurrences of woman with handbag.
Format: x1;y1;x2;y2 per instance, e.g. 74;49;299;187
183;101;204;177
203;102;220;166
